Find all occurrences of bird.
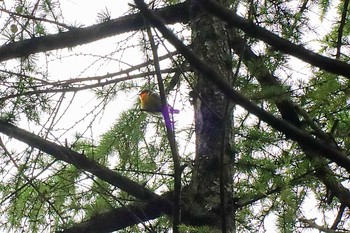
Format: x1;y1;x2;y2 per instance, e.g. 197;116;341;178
139;89;179;115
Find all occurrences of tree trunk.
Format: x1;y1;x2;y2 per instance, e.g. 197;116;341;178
183;1;236;231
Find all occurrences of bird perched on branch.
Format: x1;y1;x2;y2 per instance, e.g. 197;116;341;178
139;89;179;115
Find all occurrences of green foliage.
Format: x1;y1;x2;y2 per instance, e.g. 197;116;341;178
2;160;82;232
35;22;47;36
96;108;147;168
254;0;307;42
302;72;348;135
319;0;331;19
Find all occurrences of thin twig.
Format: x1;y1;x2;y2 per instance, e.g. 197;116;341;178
0;7;72;30
300;218;347;233
0;137;65;222
336;0;349;59
331;203;346;230
144;20;181;233
0;67;188;103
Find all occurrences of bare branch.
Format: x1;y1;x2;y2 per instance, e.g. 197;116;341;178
299;218;348;233
0;7;71;30
0;67;187;102
144;24;182;232
336;0;350;59
331;204;346;230
0;3;188;62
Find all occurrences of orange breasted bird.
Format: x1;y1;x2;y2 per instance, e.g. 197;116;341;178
139;89;179;115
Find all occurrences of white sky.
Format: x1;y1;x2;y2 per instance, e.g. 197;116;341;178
60;0;130;23
36;1;143;140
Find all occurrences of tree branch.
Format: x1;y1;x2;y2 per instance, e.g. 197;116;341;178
230;35;350;209
201;0;350;78
331;203;346;230
299;218;347;233
2;0;350;81
58;197;172;233
144;24;182;232
0;8;71;30
58;190;217;233
0;67;187;102
0;3;189;62
228;35;302;127
336;0;350;59
0;120;162;203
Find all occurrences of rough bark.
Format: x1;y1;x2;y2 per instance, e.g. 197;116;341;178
183;1;236;231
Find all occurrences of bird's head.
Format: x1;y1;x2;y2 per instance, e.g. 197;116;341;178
139;89;152;100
